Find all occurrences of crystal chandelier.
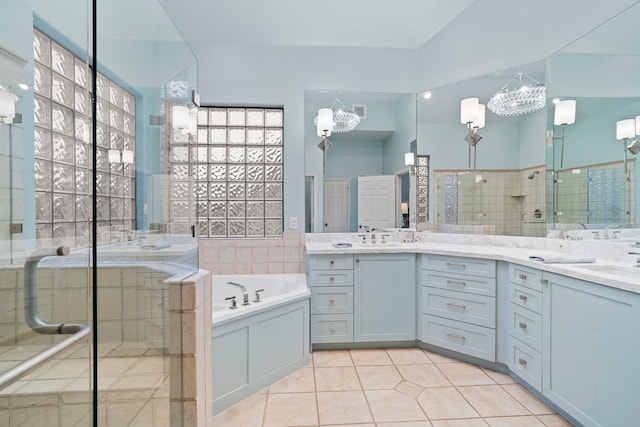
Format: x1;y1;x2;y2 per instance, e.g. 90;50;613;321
314;98;360;133
487;72;546;117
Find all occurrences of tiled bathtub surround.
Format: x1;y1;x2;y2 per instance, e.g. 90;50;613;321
198;231;306;275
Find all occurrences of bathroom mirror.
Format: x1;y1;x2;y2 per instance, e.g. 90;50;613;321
545;3;640;232
304;91;417;233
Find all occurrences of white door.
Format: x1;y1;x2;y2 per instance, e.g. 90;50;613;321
324;179;350;232
357;175;397;230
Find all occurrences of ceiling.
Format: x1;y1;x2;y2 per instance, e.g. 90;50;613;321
158;0;475;49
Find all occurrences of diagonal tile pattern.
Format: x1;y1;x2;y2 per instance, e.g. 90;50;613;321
213;348;574;427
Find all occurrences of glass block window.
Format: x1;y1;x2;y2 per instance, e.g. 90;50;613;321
415;155;430;224
33;28;136;248
168;107;284;237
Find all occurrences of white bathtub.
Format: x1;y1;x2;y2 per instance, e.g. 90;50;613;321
211;273;310;414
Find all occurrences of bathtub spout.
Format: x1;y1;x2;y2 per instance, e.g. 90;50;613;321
227;281;250;305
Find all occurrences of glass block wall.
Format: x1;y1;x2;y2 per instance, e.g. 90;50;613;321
33;29;136;248
415;155;430;225
168;107;284;238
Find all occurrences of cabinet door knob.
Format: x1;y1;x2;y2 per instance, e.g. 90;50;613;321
519;322;527;329
329;297;335;304
519;273;527;280
540;278;549;285
330;260;335;265
518;358;527;366
518;294;528;301
329;326;335;333
329;276;335;281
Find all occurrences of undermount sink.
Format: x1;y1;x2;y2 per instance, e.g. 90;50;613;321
354;242;401;248
574;264;640;280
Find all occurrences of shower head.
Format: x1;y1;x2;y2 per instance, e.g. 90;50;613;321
528;171;540;180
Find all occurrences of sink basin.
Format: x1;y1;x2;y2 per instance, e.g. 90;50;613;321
354;242;401;248
575;264;640;280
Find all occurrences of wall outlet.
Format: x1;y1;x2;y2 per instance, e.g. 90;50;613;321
289;216;298;230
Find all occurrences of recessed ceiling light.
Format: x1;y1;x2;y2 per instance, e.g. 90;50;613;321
18;83;29;90
423;92;432;100
552;98;560;104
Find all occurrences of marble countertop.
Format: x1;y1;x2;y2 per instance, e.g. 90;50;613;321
306;234;640;294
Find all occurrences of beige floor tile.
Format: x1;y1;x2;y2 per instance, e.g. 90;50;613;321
350;348;394;365
437;363;495;386
322;424;374;427
481;368;517;385
431;420;489;427
357;366;402;390
263;393;318;427
394;380;424;399
365;389;428;423
387;348;432;365
424;350;463;364
417;387;480;420
212;392;266;427
501;384;554;415
315;366;361;391
317;391;373;425
397;364;452;388
485;416;546;427
98;357;139;376
536;414;574;427
458;385;530;417
377;422;433;427
269;367;316;393
313;350;353;367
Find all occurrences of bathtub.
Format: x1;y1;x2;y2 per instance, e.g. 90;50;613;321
211;274;310;414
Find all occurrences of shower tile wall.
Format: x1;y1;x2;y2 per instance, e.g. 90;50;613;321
198;231;306;275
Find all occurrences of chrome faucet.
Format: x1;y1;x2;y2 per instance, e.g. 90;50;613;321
227;281;250;305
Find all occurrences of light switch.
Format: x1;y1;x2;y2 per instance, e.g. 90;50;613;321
289;216;298;230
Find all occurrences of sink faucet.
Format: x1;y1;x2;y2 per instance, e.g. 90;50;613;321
227;281;250;305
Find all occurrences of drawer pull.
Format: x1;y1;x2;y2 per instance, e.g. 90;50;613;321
518;358;527;366
540;278;549;285
329;297;335;304
518;322;527;329
446;262;466;269
329;326;335;333
519;273;527;280
518;294;528;302
446;279;466;286
446;303;466;311
329;276;335;281
446;332;466;342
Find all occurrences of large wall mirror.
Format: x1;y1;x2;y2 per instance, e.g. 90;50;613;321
304;91;416;233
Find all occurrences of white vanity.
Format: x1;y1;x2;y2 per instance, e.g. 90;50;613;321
306;233;640;427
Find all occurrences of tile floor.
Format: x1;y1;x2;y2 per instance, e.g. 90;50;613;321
213;348;574;427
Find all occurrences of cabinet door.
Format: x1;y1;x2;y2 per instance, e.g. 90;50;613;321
543;272;640;427
354;253;416;342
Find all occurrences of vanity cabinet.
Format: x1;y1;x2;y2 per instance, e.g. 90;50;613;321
420;255;496;361
542;272;640;427
308;254;354;344
353;253;416;342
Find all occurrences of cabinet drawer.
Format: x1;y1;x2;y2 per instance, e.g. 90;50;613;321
311;314;353;343
508;282;542;315
421;314;496;362
507;303;542;352
422;271;496;297
508;336;542;391
509;264;543;292
422;287;496;328
422;255;495;278
311;286;353;315
308;270;353;287
309;254;353;270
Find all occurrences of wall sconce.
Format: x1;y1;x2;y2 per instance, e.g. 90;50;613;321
404;152;415;174
460;98;485;169
550;99;576;168
616;118;636;173
172;105;190;130
0;87;16;124
108;149;134;164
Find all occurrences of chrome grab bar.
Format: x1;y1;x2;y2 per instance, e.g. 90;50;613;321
0;246;92;389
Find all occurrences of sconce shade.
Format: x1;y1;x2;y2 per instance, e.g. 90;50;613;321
401;202;409;215
316;108;333;137
472;104;485;129
636;116;640;136
172;105;189;129
460;98;479;124
121;150;134;164
0;88;16;124
553;100;576;126
617;119;636;140
404;152;415;166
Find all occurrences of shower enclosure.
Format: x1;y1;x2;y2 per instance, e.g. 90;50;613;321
1;1;199;425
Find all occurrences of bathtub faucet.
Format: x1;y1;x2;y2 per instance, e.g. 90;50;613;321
227;282;250;305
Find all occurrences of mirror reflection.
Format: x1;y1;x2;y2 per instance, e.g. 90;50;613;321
304;91;416;233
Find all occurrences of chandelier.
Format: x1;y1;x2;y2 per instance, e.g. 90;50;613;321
314;98;360;133
487;72;546;117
